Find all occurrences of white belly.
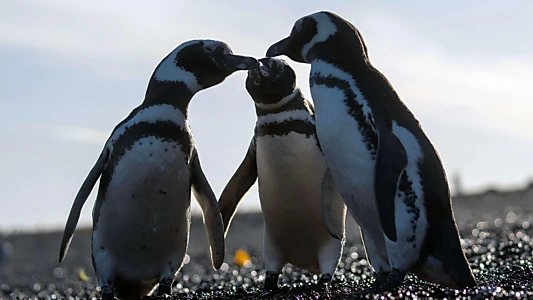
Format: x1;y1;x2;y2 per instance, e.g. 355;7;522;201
312;84;380;231
256;132;333;269
93;136;191;282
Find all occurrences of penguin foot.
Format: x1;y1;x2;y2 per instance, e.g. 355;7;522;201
258;290;275;298
318;274;332;292
372;272;390;291
353;272;389;295
318;273;332;285
376;269;405;292
101;285;115;300
263;271;280;291
155;278;173;296
101;294;116;300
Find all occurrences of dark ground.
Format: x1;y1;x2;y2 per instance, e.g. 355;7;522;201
2;184;533;299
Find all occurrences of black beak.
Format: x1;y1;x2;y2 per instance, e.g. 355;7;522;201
218;54;259;71
266;37;290;57
248;61;270;81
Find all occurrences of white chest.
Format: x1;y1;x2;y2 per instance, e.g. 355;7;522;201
310;80;376;197
112;137;187;183
100;135;191;228
309;60;381;224
256;132;326;198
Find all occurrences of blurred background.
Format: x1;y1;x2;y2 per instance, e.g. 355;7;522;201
0;0;532;232
1;1;533;299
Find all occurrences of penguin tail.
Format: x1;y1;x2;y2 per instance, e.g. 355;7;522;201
445;257;478;289
415;218;478;289
415;247;477;289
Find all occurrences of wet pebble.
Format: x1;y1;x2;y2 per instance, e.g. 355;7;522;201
3;211;533;299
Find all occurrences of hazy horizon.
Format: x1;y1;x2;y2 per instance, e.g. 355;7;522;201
1;0;532;231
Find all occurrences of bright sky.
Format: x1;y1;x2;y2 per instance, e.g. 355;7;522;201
1;0;532;231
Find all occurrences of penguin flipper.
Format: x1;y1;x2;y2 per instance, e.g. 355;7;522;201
59;148;109;263
218;139;258;236
375;127;407;242
320;167;346;240
190;148;225;270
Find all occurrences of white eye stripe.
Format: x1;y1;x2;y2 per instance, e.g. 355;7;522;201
154;47;201;91
301;13;337;61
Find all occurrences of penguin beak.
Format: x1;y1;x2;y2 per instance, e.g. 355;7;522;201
218;54;259;71
247;61;272;85
266;37;290;57
258;62;272;77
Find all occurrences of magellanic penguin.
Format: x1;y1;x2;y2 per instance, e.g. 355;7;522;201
266;11;477;292
59;40;258;300
218;57;347;290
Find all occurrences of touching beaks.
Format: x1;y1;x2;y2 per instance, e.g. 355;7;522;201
218;54;259;71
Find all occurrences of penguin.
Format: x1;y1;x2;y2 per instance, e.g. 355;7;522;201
266;11;477;292
218;57;346;290
58;39;258;300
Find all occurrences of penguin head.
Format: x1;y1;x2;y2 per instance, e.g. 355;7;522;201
245;57;297;106
153;39;258;92
266;11;368;64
